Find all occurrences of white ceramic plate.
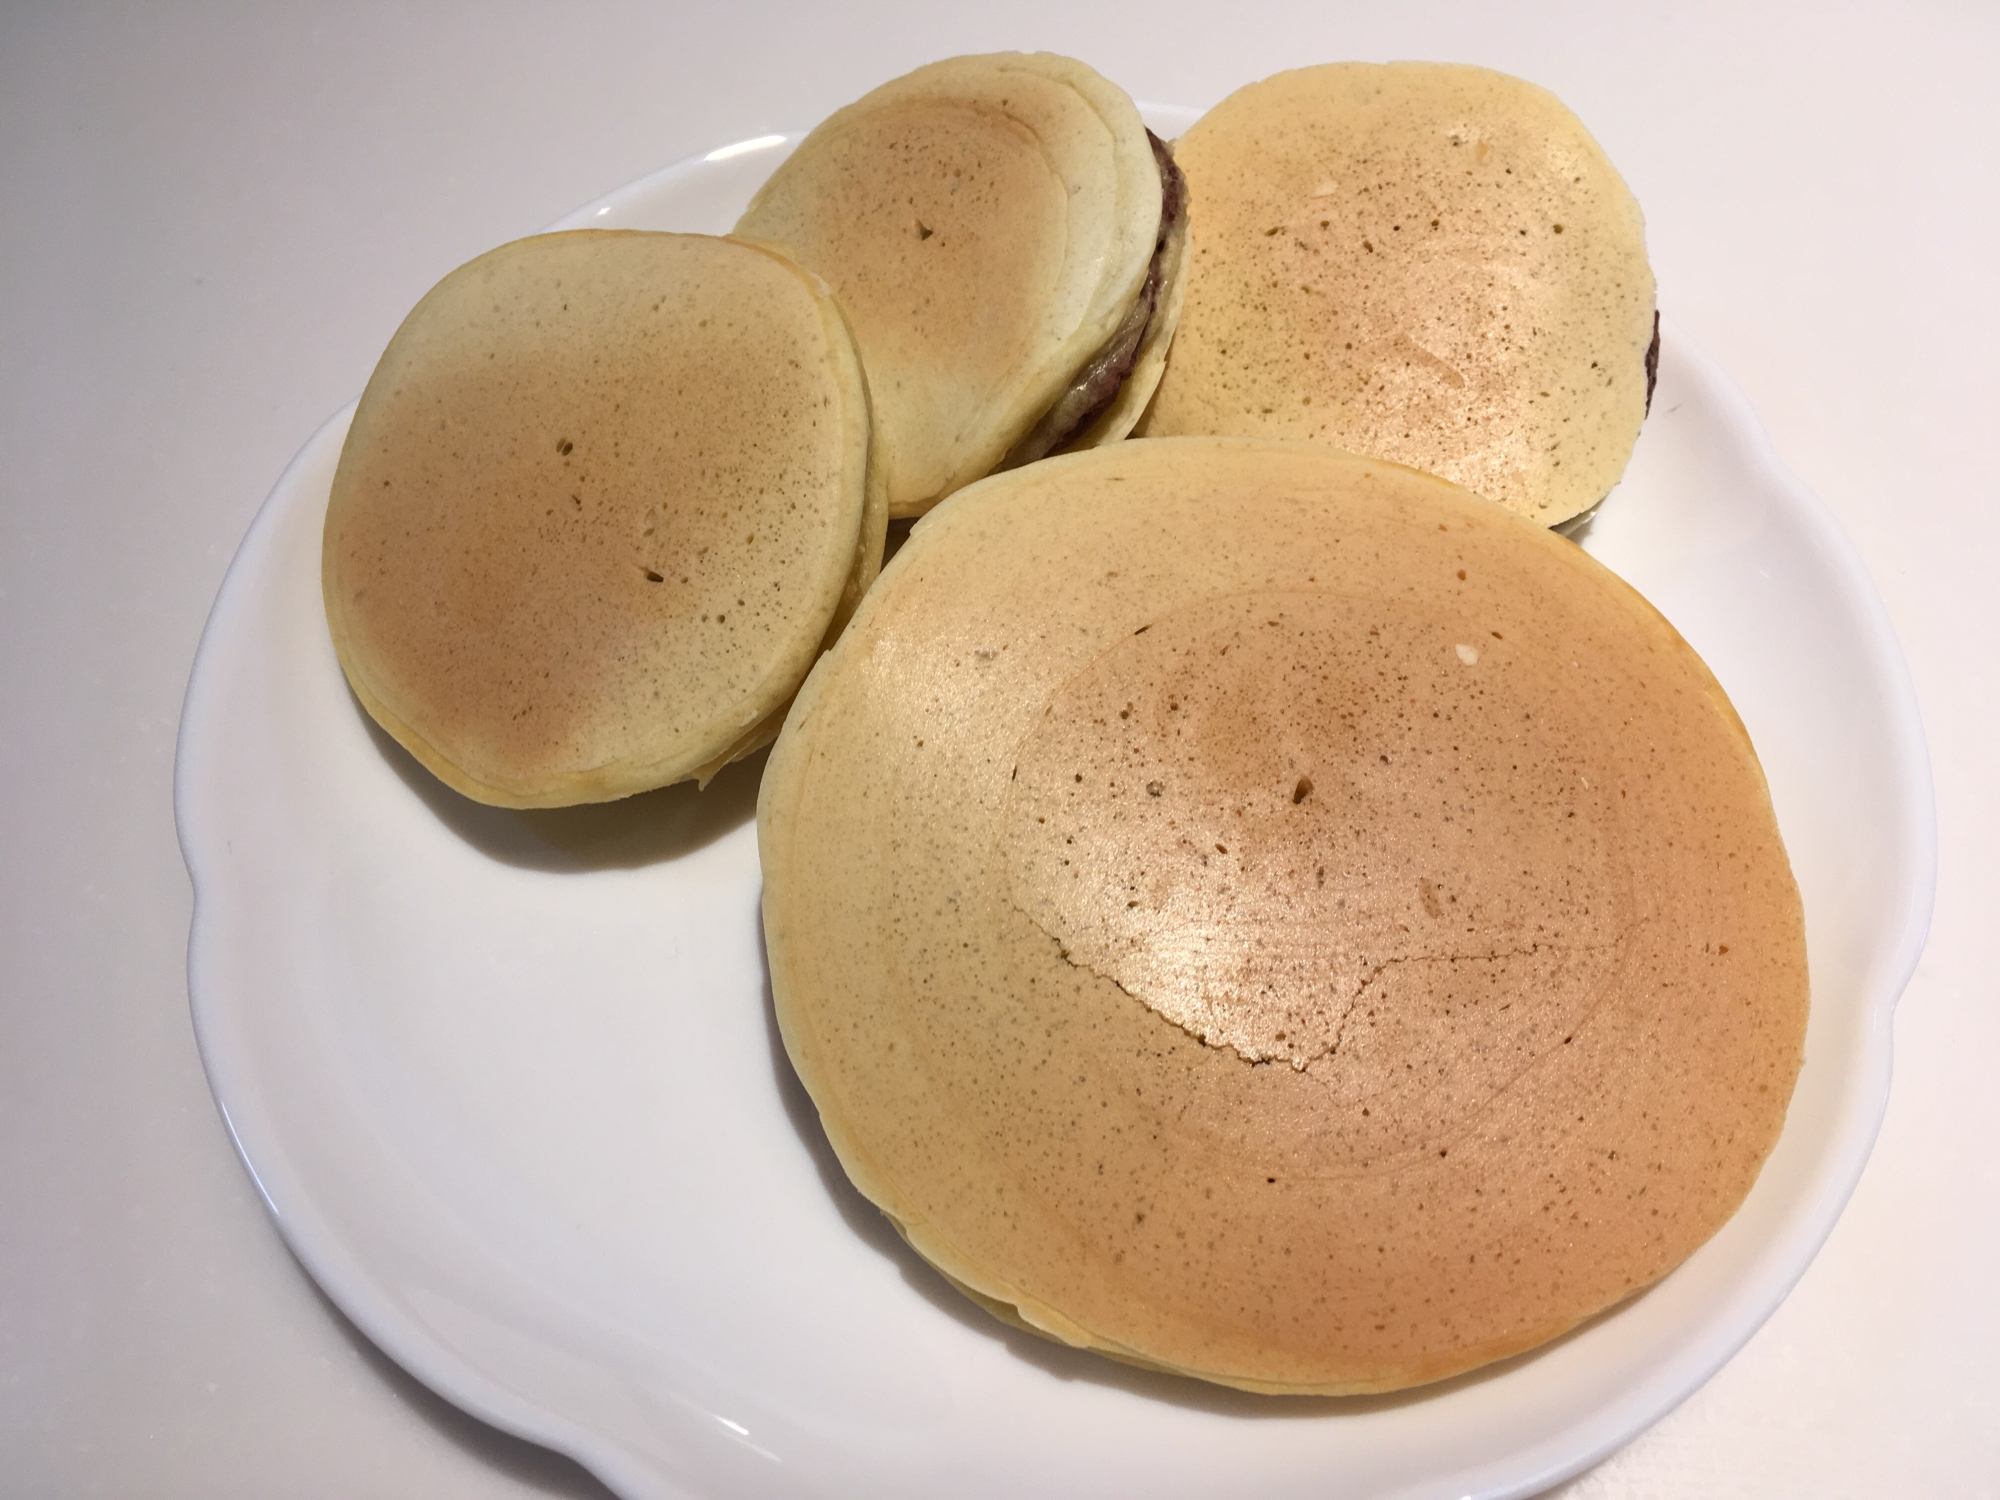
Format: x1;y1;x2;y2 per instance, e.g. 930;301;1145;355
177;112;1935;1500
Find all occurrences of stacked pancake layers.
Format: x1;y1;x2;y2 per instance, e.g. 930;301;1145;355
1140;62;1658;526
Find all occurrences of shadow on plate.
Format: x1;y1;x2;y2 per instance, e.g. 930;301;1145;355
1554;495;1604;546
881;514;916;569
755;931;1640;1419
359;705;763;873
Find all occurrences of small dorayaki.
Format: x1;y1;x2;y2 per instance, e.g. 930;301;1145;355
736;52;1188;518
1139;64;1657;525
760;437;1806;1394
323;230;884;807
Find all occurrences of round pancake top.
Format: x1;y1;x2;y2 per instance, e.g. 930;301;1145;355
323;230;876;807
737;52;1162;516
1140;64;1656;525
760;437;1806;1394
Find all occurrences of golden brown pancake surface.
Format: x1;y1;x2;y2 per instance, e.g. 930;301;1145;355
736;53;1173;517
323;230;882;807
760;437;1805;1394
1140;64;1656;525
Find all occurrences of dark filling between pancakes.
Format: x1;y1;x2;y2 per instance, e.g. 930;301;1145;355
1643;309;1661;415
1000;132;1188;470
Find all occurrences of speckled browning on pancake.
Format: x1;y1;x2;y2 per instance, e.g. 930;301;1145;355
760;437;1806;1394
1139;64;1656;525
736;53;1165;517
323;230;880;807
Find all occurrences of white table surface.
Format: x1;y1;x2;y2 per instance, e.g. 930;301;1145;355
3;4;1994;1496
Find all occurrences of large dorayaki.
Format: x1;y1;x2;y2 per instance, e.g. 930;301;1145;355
735;52;1188;518
323;229;884;807
759;437;1807;1394
1139;64;1657;526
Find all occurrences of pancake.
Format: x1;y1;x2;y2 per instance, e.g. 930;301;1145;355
323;229;884;808
1139;64;1657;525
735;52;1186;518
759;437;1807;1394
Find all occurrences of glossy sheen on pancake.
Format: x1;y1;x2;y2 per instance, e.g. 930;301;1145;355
760;438;1806;1394
736;53;1166;517
324;230;883;807
1139;64;1656;525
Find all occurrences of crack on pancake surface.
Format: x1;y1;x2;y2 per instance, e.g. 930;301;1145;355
1000;588;1636;1108
1020;907;1647;1174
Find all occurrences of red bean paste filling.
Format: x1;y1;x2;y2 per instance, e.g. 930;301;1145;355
1000;132;1188;469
